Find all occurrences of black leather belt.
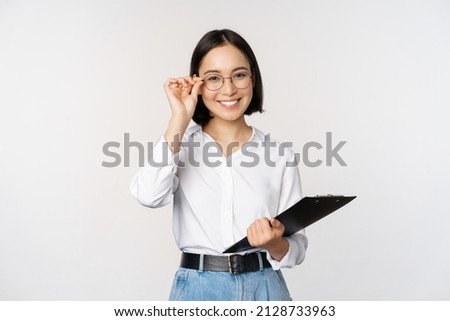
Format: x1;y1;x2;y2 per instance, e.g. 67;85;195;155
180;252;271;275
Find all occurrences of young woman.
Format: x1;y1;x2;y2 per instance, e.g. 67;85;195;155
130;29;308;301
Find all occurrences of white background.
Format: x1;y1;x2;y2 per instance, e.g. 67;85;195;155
1;0;449;300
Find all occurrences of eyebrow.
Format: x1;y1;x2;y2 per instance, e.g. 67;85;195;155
203;66;250;75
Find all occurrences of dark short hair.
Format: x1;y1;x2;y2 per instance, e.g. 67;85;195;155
190;29;264;126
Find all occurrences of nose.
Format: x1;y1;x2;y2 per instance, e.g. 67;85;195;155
221;77;237;95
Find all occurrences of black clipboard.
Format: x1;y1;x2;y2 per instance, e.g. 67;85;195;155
223;195;357;254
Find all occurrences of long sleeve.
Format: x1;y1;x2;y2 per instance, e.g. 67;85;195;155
130;135;179;208
266;152;308;269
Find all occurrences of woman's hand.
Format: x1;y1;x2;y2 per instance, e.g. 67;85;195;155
164;75;203;122
247;217;289;261
163;75;203;153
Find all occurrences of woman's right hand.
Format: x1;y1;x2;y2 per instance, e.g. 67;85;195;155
163;75;203;154
164;75;203;122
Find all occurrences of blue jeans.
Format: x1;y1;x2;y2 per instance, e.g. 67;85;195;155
169;267;292;301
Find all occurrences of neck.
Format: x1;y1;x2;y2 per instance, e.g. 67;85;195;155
202;117;251;143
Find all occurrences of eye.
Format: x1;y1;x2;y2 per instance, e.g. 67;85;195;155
233;72;249;79
205;74;221;82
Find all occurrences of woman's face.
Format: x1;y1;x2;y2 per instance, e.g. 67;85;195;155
198;44;253;124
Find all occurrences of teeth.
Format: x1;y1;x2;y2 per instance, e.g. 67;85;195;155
221;100;238;106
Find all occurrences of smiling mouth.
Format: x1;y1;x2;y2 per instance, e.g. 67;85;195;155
219;99;240;107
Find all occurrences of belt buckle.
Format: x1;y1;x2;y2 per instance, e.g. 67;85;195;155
228;254;245;274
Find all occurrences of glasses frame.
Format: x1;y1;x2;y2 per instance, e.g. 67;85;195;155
202;72;253;91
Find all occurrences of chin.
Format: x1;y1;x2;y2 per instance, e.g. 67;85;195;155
211;110;247;122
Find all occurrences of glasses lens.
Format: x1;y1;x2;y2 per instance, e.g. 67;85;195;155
232;72;251;89
204;74;223;91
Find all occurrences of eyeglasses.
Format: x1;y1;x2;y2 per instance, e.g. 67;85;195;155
202;72;253;91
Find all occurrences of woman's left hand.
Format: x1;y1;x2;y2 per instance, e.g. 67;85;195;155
247;218;289;261
247;218;285;249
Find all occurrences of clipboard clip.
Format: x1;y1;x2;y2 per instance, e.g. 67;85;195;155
315;194;345;203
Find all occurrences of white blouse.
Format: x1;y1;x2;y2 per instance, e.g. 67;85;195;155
130;125;308;270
